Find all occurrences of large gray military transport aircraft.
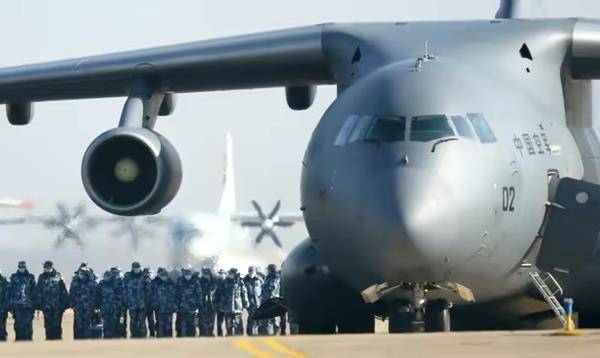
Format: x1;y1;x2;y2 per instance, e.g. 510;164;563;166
2;0;600;332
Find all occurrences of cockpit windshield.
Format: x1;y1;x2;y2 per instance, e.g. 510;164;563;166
364;115;406;142
334;113;496;146
410;115;455;142
467;113;497;143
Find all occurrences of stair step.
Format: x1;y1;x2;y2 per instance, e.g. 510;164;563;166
529;271;567;328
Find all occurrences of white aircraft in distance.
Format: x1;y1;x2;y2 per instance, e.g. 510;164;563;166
169;132;304;270
0;197;34;209
0;197;34;224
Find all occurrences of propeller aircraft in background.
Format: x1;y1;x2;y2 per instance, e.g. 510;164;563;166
169;132;303;269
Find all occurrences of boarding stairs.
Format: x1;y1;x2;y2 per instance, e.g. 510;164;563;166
529;271;567;328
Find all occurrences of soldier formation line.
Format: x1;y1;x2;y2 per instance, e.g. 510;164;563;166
0;260;285;341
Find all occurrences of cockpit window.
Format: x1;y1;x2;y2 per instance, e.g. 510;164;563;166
410;115;455;142
364;115;407;142
467;113;497;143
451;115;475;140
348;115;374;143
334;115;360;146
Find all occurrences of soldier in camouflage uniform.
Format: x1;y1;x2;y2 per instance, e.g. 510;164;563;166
36;261;69;340
97;271;124;338
243;266;264;336
123;262;149;338
110;266;127;338
259;264;281;335
151;267;176;338
215;269;226;336
0;270;9;342
217;268;248;336
9;261;36;341
143;267;156;337
176;267;199;337
70;266;98;339
197;268;217;336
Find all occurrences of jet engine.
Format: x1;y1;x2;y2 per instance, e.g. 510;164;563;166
81;127;182;216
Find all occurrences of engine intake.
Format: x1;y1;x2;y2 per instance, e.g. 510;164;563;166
82;127;182;216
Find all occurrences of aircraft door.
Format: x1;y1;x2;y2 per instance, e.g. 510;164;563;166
537;177;600;274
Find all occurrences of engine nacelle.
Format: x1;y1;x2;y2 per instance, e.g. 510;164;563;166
6;101;34;125
81;127;182;216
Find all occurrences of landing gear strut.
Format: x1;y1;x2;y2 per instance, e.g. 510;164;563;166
388;284;452;333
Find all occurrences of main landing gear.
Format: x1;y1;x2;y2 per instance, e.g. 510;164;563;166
389;284;452;333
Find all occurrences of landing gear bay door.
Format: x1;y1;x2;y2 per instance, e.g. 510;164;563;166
537;178;600;273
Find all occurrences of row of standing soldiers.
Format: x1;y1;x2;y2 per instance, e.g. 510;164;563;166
0;260;283;341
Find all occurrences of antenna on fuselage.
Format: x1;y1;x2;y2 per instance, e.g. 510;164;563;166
424;41;435;61
412;41;436;72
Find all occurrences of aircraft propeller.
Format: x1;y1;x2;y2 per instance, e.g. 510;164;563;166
242;200;294;248
41;202;99;249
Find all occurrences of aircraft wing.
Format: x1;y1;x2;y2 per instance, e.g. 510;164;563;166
0;218;27;225
230;212;303;223
276;212;304;222
0;26;333;105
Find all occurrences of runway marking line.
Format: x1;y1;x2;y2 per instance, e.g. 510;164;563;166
261;338;307;358
231;338;307;357
232;339;273;358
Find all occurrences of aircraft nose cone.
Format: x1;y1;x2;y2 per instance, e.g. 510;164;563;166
310;141;505;290
382;145;498;281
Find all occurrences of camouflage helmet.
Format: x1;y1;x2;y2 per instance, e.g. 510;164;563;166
17;261;27;269
131;261;141;269
43;260;54;269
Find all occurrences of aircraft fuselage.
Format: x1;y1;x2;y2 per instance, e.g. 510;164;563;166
300;19;584;304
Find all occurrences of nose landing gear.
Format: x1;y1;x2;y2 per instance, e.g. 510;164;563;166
388;284;452;333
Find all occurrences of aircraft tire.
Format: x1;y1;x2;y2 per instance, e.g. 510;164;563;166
424;299;451;332
388;301;413;333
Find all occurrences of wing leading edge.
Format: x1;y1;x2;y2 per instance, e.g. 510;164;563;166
0;26;334;104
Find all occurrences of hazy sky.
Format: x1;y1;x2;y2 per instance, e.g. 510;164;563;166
0;0;598;276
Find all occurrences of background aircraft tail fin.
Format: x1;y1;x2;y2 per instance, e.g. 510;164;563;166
218;132;236;214
495;0;547;19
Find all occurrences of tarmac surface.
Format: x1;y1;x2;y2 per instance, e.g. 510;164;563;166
2;311;600;357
